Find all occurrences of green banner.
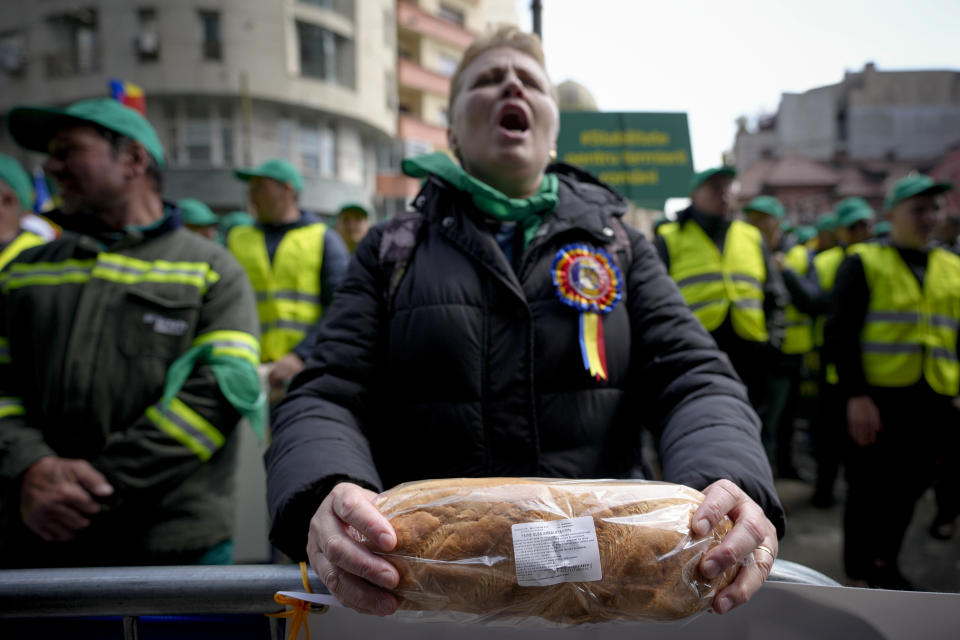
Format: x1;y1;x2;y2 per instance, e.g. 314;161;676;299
557;112;693;211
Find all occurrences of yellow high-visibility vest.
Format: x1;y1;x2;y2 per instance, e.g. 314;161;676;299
0;230;46;271
858;244;960;396
227;223;325;362
782;244;814;355
815;243;868;384
660;219;767;342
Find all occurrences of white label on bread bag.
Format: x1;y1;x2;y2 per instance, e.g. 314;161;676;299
511;516;602;586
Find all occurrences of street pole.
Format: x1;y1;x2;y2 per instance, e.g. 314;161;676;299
531;0;542;40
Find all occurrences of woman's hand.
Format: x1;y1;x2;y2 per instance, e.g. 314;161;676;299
691;479;779;614
306;482;400;616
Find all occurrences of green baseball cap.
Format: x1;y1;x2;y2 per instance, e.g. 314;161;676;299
0;154;33;211
742;195;786;219
689;166;737;193
796;225;817;244
815;213;838;233
178;198;219;226
337;201;370;217
7;98;165;168
220;210;254;231
834;197;875;228
874;220;892;236
235;158;303;192
883;173;953;211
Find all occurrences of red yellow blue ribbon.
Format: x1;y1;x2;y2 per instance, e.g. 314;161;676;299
267;562;318;640
553;244;622;382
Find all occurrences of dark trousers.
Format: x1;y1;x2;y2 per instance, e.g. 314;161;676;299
843;388;957;579
813;381;846;500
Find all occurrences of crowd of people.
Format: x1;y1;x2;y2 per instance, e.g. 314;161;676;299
0;24;955;619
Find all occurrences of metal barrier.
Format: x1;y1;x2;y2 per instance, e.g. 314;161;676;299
0;560;839;638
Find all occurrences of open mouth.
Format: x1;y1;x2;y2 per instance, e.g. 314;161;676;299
499;106;529;132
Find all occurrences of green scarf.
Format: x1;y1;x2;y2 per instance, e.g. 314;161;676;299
402;152;558;250
161;344;266;439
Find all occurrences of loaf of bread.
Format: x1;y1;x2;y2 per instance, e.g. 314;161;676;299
368;478;739;624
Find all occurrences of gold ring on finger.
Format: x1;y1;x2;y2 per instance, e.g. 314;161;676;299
755;544;776;560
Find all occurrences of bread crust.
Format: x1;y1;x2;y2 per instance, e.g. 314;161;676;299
369;478;738;623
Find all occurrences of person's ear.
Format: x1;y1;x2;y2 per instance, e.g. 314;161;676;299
124;142;151;180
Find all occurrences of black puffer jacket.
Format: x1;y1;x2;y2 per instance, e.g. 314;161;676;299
266;165;784;560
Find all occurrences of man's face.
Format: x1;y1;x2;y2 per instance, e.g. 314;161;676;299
745;211;781;248
337;208;369;246
43;125;130;215
691;176;734;216
890;194;941;249
249;177;291;223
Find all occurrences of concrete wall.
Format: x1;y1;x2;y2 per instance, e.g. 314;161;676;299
777;85;838;161
848;105;960;161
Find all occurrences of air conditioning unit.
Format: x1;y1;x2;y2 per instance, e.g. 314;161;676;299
135;31;159;57
0;41;25;75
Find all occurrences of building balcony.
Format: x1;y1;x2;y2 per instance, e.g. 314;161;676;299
398;57;450;97
397;1;474;50
398;113;448;148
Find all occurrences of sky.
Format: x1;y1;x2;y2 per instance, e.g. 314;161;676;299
513;0;960;172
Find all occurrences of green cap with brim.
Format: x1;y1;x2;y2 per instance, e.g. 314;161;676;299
689;166;736;193
883;173;953;211
178;198;219;226
0;154;33;211
796;225;817;244
834;197;875;228
220;210;254;231
815;213;838;233
874;221;892;236
235;158;303;192
337;201;370;217
7;98;165;168
742;195;785;219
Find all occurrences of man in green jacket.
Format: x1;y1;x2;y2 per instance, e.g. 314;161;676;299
0;98;261;567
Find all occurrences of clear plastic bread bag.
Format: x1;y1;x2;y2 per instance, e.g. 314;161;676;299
363;477;740;626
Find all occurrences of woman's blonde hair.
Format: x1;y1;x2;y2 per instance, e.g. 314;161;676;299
448;25;554;115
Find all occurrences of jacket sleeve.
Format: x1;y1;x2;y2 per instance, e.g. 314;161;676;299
762;241;787;351
825;254;870;398
0;290;55;483
265;226;386;560
624;228;785;537
89;251;260;507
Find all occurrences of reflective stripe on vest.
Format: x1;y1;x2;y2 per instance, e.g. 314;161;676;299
858;244;960;396
660;219;767;341
782;244;815;355
0;231;46;271
227;223;325;362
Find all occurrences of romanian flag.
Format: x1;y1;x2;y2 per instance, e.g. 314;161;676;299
32;169;54;214
108;78;146;115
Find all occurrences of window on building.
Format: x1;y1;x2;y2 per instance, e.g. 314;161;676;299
319;123;337;178
435;52;459;78
220;105;235;166
135;8;160;62
185;103;212;165
162;102;180;166
296;21;355;88
0;32;27;77
436;4;465;26
199;10;221;61
277;115;294;160
299;0;355;19
45;8;99;78
385;70;398;111
300;121;321;176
